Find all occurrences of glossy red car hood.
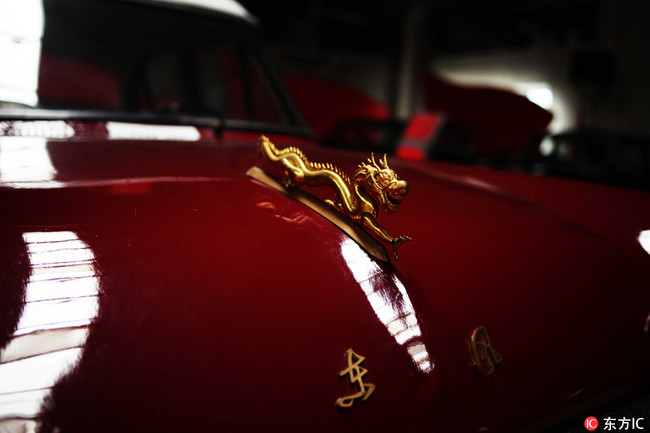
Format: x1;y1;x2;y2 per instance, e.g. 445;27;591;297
1;131;649;432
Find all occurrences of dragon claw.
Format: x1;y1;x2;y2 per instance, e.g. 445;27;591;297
391;235;413;260
325;199;342;211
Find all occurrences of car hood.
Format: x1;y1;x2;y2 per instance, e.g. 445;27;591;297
1;133;649;432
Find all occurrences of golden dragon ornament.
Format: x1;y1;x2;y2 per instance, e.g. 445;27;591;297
257;136;412;259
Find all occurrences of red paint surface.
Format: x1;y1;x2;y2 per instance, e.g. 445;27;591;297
38;54;121;109
401;112;444;141
284;74;390;140
423;74;553;155
0;123;649;432
395;146;426;161
396;112;444;160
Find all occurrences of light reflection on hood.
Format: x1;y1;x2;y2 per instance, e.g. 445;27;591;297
0;0;44;107
0;231;99;424
638;230;650;255
340;238;433;373
0;137;58;183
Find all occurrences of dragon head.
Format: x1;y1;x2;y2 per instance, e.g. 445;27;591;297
358;154;409;214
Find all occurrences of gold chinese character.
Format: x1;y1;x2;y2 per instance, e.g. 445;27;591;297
467;326;503;375
335;348;376;408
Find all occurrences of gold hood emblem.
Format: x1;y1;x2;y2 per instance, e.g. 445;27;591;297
257;136;412;259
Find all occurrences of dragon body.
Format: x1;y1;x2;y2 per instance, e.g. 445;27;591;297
258;135;412;258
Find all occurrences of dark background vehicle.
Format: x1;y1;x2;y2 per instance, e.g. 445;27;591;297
240;0;650;191
538;130;650;191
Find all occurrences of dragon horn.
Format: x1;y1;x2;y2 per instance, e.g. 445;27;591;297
380;154;389;168
370;153;380;169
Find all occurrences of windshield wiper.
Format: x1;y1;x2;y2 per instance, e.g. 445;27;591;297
0;108;223;128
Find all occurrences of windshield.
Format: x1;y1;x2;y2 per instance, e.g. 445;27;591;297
0;0;302;128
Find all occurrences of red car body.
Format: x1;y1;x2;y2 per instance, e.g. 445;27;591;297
1;1;649;432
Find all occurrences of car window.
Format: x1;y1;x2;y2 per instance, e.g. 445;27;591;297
142;51;184;115
196;45;247;119
0;0;297;127
247;54;285;124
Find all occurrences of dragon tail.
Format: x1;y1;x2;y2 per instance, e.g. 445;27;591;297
257;136;351;185
258;135;308;162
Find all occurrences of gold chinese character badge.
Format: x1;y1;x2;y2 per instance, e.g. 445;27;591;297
335;348;375;408
467;326;503;375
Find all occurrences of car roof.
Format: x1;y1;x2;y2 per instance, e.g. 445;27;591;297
127;0;257;25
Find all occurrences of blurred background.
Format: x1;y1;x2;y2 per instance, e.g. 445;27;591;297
240;0;650;191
